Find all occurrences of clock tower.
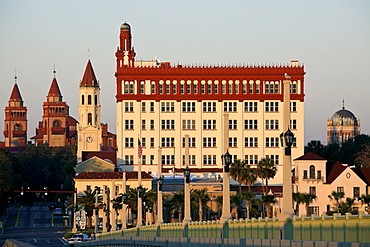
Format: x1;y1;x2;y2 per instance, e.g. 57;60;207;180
77;60;103;163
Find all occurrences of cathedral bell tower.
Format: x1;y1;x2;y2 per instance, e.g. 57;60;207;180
4;77;28;147
116;22;135;68
77;60;102;163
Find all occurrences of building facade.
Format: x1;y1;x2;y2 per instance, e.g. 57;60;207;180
31;73;78;146
115;22;306;184
3;79;28;147
327;103;360;145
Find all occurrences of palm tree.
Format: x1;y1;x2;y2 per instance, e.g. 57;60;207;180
240;165;257;192
215;195;222;219
230;194;243;219
301;193;317;216
192;188;210;221
293;192;305;216
358;194;370;214
328;191;345;211
230;159;245;193
261;194;276;218
256;158;277;195
241;191;256;219
339;197;355;214
77;189;101;229
169;190;185;222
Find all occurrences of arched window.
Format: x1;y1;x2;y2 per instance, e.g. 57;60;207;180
309;165;315;179
14;124;21;131
53;121;60;128
108;138;113;147
88;95;92;105
88;113;92;125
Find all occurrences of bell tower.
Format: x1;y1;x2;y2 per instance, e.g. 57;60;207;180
4;76;28;147
116;22;135;68
77;60;103;163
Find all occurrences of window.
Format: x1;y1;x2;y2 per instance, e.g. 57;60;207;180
266;155;279;164
150;102;155;112
290;119;297;130
161;137;174;147
159;83;163;94
82;95;85;105
182;137;196;147
224;102;237;112
140;82;145;94
186;83;191;94
245;155;258;165
208;83;212;94
229;120;237;130
249;83;254;94
88;95;92;105
182;155;196;165
151;83;156;94
203;102;216;112
234;83;239;94
244;120;258;130
214;83;218;94
353;187;360;197
317;170;321;179
309;186;316;196
162;155;174;165
228;83;232;94
242;83;247;94
150;138;155;148
88;113;92;125
290;82;297;94
161;120;175;130
337;187;344;193
222;84;226;94
142;138;146;147
182;120;195;130
266;137;279;147
166;84;170;94
86;185;91;191
161;102;174;112
203;155;216;165
180;84;184;94
124;155;134;165
124;83;129;94
265;120;279;130
201;84;205;94
290;102;297;112
125;120;134;130
244;102;257;112
303;170;308;179
308;206;319;216
193;83;198;94
125;138;134;147
245;137;258;147
129;83;134;94
265;102;279;112
309;165;315;179
141;120;146;130
150;155;154;165
256;83;260;94
203;137;216;147
142;102;146;112
150;120;155;130
229;137;238;147
172;83;177;94
124;102;134;112
182;102;195;112
203;120;216;130
14;124;22;131
142;155;146;165
53;121;60;128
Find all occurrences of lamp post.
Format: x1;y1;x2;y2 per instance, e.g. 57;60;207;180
121;171;127;229
157;147;164;224
280;128;295;219
220;151;232;222
103;187;111;232
137;185;143;227
183;166;191;223
94;186;101;234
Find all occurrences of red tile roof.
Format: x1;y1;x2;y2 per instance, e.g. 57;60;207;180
9;83;23;102
80;60;99;87
325;161;346;184
294;152;325;161
74;171;153;180
48;77;62;98
352;168;370;185
82;151;116;165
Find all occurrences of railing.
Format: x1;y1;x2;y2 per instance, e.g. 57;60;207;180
93;212;370;244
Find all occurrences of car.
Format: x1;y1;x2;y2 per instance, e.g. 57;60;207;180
68;233;90;245
53;208;63;216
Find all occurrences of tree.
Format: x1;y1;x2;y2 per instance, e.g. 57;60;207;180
77;189;100;229
328;191;345;210
354;143;370;168
240;165;257;192
293;192;305;216
230;194;243;219
192;188;210;221
230;159;245;193
169;190;185;221
0;148;14;215
304;140;324;156
241;191;255;219
301;193;317;216
339;197;355;214
256;158;277;195
261;194;276;218
358;194;370;214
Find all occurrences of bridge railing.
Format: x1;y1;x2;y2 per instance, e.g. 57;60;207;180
96;212;370;243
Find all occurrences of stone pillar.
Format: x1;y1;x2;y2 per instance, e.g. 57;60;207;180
157;148;164;224
221;114;232;222
137;160;143;227
183;134;191;224
111;180;116;230
72;188;78;232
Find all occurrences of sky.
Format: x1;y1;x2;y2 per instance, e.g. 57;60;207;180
0;0;369;145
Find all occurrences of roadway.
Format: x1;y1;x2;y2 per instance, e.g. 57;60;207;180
0;205;68;246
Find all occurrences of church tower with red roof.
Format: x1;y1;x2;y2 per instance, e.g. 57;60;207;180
31;71;78;146
3;77;28;147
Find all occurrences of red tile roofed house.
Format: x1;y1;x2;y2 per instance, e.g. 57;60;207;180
73;171;153;228
293;152;370;216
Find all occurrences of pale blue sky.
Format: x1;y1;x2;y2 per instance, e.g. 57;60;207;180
0;0;369;145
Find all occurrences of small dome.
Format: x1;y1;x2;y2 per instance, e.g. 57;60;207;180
331;107;358;126
120;22;131;31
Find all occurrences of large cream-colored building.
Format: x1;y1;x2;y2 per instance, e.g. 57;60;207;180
115;22;306;185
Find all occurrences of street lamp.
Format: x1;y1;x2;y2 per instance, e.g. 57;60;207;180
137;186;143;198
94;186;101;234
220;150;232;222
183;166;191;223
184;167;191;183
158;176;164;191
283;129;294;155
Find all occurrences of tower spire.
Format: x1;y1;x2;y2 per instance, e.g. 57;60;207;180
342;99;345;110
53;63;56;78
